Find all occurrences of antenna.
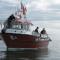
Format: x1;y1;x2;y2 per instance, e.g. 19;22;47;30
15;0;27;19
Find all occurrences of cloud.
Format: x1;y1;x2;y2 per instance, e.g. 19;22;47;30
27;0;50;11
26;0;60;11
1;0;60;10
0;0;60;21
52;0;60;4
0;0;21;7
0;0;18;20
1;0;60;11
1;0;19;4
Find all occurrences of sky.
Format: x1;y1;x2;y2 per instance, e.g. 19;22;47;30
0;0;60;21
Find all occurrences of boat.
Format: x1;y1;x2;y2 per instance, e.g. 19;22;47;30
1;2;51;50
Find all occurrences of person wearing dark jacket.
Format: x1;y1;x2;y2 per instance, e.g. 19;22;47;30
7;14;15;28
40;28;46;34
34;27;39;33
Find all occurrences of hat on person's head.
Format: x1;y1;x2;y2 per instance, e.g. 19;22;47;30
43;28;45;30
37;27;39;29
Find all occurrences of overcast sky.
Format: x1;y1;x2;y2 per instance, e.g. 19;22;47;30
0;0;60;21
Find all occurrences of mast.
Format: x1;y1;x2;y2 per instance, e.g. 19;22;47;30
15;0;27;19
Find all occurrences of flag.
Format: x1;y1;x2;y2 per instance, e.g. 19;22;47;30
23;6;27;15
21;2;27;15
21;2;24;9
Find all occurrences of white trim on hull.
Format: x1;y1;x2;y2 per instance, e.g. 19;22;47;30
7;48;39;51
7;47;48;51
5;29;40;36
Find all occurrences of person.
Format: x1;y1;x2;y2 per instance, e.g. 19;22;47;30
7;14;15;28
40;28;47;38
34;27;39;33
40;28;47;34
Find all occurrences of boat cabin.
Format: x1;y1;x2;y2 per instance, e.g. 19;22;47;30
11;19;31;31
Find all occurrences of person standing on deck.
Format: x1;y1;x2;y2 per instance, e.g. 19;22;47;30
40;28;47;34
40;28;47;37
34;27;39;33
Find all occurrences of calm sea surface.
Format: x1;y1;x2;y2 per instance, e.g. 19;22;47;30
0;20;60;60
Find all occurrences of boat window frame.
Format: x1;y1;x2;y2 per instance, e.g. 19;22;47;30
11;22;30;30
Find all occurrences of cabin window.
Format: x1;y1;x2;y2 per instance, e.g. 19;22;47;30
23;24;29;30
27;25;29;30
21;24;23;29
18;25;21;29
24;25;26;30
12;24;23;29
12;24;30;30
12;25;19;29
18;24;23;29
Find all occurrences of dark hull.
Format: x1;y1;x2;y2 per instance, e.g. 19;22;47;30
1;33;49;49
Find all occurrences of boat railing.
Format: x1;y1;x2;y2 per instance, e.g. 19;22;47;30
40;34;48;38
32;30;40;36
40;34;52;41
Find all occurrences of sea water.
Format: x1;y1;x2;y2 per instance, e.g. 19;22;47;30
0;20;60;60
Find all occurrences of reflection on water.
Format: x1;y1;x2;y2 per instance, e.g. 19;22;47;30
0;51;6;60
0;48;48;60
